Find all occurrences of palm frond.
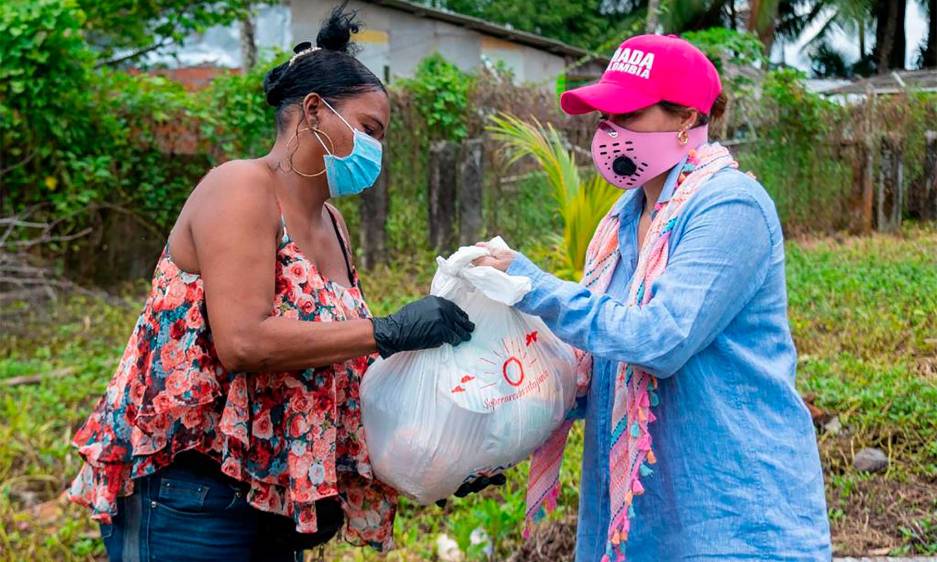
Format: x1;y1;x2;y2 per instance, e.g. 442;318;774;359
487;114;581;211
565;174;622;279
487;113;622;279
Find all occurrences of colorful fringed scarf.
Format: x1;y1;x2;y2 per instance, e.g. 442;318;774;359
525;142;739;561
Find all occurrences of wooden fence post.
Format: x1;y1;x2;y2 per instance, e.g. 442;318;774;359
458;138;485;246
875;134;903;232
910;130;937;221
428;140;459;251
359;147;389;269
845;139;874;234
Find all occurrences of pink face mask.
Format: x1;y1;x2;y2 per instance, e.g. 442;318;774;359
591;120;709;189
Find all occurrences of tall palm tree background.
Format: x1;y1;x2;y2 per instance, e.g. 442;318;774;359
595;0;932;76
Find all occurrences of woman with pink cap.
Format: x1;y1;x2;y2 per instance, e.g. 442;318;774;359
476;35;831;561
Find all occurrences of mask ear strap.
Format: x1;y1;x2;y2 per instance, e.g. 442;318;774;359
304;127;335;156
319;97;356;133
299;101;336;156
296;96;344;156
598;120;620;138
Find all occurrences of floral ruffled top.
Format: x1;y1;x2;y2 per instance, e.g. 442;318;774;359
68;206;397;551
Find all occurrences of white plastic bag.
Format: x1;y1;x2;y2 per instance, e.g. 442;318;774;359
361;237;577;504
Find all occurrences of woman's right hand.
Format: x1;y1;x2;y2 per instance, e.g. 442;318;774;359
371;296;474;358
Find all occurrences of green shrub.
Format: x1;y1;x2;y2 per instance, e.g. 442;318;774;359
681;27;766;77
737;68;851;232
397;53;475;142
0;0;99;214
1;13;935;276
201;61;278;159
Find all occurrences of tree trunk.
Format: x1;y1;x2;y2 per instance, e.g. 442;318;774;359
646;0;660;33
747;0;779;54
910;131;937;220
428;141;459;252
457;138;484;246
891;0;907;69
873;0;906;72
845;140;874;234
359;145;389;269
876;134;904;232
925;0;937;67
240;13;257;72
859;18;865;60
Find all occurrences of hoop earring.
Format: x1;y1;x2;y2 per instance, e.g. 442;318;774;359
677;129;689;145
286;127;335;178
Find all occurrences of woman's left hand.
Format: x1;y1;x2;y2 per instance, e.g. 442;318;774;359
472;244;516;272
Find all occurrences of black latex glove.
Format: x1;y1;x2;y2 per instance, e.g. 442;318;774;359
435;473;507;508
371;295;474;358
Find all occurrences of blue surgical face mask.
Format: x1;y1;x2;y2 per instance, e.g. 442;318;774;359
316;98;383;198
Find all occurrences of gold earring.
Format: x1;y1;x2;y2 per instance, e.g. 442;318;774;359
677;129;689;145
286;126;334;178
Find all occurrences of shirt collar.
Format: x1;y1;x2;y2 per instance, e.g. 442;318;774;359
610;154;688;218
658;153;688;204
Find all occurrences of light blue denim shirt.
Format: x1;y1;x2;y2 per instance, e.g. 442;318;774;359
507;161;832;561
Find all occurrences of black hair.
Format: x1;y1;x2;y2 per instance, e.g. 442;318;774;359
262;2;386;130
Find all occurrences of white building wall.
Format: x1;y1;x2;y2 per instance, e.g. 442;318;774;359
519;44;568;85
291;0;565;84
147;0;569;87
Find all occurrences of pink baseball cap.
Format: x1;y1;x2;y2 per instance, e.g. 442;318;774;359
561;34;722;116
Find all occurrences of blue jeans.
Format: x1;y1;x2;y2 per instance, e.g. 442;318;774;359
100;452;343;562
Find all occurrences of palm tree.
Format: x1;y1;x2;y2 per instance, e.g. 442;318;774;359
922;0;937;66
647;0;661;31
662;0;734;33
792;0;874;74
872;0;907;71
748;0;783;51
600;0;911;75
487;114;622;280
798;0;872;57
776;0;912;76
840;0;873;61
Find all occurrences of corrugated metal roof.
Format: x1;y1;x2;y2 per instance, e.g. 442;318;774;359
805;78;852;94
824;69;937;95
362;0;600;60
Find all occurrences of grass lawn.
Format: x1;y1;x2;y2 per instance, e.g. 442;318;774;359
1;224;935;561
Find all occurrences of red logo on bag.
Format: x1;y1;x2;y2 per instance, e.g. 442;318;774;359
461;375;475;383
502;356;525;387
525;331;538;346
451;385;466;393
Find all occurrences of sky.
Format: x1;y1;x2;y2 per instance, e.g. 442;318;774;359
776;1;928;70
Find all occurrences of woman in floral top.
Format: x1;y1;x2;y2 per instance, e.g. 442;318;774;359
68;7;474;562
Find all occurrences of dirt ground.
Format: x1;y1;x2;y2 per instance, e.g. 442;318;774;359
829;474;937;556
507;473;937;561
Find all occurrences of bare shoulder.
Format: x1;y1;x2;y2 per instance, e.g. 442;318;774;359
197;159;275;201
190;159;280;227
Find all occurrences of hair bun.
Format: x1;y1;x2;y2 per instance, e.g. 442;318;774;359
316;3;360;54
263;62;289;107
